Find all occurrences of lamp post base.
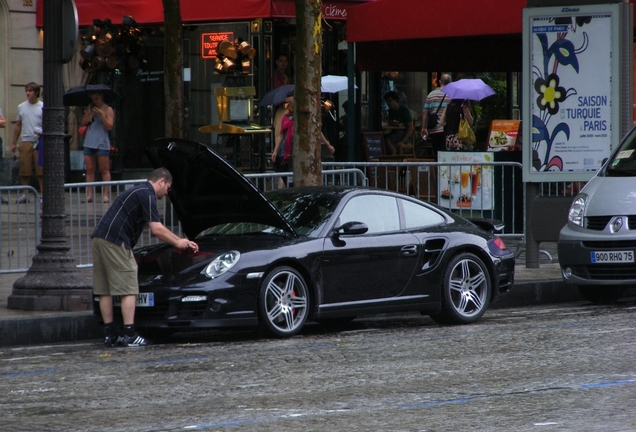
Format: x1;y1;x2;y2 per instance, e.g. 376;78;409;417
8;250;92;312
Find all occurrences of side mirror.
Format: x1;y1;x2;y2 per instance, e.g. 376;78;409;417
335;221;368;236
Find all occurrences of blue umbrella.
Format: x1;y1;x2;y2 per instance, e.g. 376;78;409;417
258;85;294;107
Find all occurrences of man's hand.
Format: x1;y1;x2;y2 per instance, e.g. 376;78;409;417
177;238;199;253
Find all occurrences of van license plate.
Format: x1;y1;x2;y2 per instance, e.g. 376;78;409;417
590;251;634;263
113;293;154;307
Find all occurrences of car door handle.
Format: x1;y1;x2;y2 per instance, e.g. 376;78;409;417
401;245;418;256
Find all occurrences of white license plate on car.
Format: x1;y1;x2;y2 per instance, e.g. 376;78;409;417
590;251;634;263
113;293;154;307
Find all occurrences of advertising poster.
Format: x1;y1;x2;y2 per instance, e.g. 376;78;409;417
488;120;521;151
529;12;612;173
437;152;494;211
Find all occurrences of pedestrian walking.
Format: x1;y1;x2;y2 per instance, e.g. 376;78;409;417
11;82;43;203
422;73;452;157
91;167;199;347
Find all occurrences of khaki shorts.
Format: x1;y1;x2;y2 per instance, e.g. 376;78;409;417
92;237;139;296
18;141;43;177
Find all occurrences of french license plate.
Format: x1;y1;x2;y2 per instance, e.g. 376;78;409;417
113;293;154;307
590;251;634;264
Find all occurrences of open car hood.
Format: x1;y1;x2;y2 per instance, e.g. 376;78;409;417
145;138;296;239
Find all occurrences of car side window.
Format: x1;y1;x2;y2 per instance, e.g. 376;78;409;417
400;198;445;229
338;195;399;234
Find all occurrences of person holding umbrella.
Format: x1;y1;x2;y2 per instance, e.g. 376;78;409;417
271;91;334;188
82;91;114;203
440;99;474;151
439;78;494;151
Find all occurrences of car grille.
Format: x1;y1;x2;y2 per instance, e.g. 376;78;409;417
585;215;636;231
585;216;611;231
116;302;208;320
570;264;636;280
582;240;636;249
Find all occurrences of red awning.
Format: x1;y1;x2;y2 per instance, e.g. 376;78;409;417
347;0;636;71
36;0;368;27
347;0;526;43
271;0;365;20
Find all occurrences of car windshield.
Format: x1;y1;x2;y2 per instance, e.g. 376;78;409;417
198;189;342;238
606;127;636;176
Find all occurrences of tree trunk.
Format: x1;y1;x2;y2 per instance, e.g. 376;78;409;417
163;0;184;138
294;0;323;186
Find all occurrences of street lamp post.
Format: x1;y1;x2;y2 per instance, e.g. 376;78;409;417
8;0;92;311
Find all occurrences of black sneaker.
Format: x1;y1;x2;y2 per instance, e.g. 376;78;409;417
119;334;151;347
104;334;122;347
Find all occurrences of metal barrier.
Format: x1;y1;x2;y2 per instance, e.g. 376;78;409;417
64;179;183;268
0;186;40;273
244;168;368;191
0;168;368;273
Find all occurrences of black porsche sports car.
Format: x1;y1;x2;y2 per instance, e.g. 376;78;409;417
94;138;515;338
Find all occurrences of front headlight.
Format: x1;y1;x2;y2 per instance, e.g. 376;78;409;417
568;194;588;227
204;251;241;279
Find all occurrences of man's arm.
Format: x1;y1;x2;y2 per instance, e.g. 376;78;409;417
148;221;199;252
420;111;428;137
11;120;22;153
0;113;5;129
398;121;414;147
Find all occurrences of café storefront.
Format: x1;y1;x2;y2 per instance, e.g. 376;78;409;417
36;0;366;175
346;0;526;161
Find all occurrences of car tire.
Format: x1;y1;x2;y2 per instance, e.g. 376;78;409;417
258;266;310;338
430;252;491;325
578;286;626;305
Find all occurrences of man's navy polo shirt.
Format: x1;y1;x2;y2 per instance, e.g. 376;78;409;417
91;181;160;250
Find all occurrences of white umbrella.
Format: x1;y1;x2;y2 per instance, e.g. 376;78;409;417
321;75;357;93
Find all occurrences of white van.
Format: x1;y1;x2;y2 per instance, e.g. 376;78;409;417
558;127;636;304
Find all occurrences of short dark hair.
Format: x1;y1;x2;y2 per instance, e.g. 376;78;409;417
148;167;173;184
276;53;288;61
384;91;399;102
25;82;41;98
286;90;294;98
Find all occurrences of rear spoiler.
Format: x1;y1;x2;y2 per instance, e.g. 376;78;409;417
466;218;505;234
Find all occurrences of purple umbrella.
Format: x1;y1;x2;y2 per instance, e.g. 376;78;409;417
440;79;495;101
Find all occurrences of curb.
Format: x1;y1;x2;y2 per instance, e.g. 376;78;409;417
0;313;101;347
0;279;586;348
491;279;582;309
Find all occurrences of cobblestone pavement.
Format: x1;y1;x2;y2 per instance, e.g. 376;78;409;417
1;298;635;431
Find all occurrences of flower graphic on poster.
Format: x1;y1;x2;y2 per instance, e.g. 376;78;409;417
534;73;566;115
532;18;591;172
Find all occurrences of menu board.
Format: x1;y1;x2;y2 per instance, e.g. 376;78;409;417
488;120;521;151
362;132;385;160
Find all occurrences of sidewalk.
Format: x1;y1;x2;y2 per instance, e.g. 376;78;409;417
0;242;580;347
